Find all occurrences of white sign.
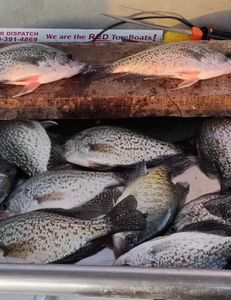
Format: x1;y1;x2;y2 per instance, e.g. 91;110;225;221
0;28;163;43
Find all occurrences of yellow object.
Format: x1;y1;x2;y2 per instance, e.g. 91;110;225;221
163;31;193;43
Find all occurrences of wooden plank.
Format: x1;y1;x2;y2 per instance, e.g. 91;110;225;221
0;41;231;119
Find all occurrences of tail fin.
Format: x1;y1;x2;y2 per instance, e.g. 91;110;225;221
159;154;196;178
105;195;146;233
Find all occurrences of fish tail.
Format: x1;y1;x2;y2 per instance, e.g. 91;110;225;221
105;195;146;233
167;154;196;177
148;154;196;178
82;63;111;75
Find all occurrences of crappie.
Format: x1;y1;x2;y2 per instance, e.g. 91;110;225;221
114;232;231;269
113;164;189;255
0;197;146;263
65;125;183;169
2;169;127;216
172;192;231;232
0;159;17;204
0;43;87;97
197;118;231;187
0;120;51;176
101;41;231;89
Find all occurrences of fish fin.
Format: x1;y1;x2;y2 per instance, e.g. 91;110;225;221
0;240;34;259
173;79;199;90
181;220;231;236
148;154;195;177
203;196;231;220
12;76;40;97
51;237;106;264
116;161;147;184
175;182;190;208
86;161;113;170
40;121;59;129
77;189;122;219
124;161;147;183
175;136;197;156
105;195;146;233
36;192;64;204
37;207;81;218
0;241;9;256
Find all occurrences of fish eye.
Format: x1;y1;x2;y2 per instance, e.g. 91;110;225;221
126;234;135;244
0;200;9;210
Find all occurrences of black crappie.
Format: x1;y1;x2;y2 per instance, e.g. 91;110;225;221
64;125;184;169
114;232;231;269
2;169;127;216
0;159;17;204
197;118;231;187
0;43;87;97
100;41;231;89
0;197;145;263
0;120;51;176
172;192;231;232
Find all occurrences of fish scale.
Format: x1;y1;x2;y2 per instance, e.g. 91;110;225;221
114;232;231;269
0;121;51;176
0;43;87;97
65;125;182;169
0;197;146;263
102;41;231;88
172;192;231;232
113;164;189;255
4;169;126;216
197;118;231;185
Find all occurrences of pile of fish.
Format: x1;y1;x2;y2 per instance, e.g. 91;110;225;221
0;118;231;270
0;40;231;97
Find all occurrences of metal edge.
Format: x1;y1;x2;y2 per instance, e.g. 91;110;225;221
0;264;230;299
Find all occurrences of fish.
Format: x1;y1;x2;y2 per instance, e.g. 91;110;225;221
197;118;231;188
0;43;88;97
172;192;231;232
0;120;51;176
64;125;185;169
180;220;231;236
113;164;189;256
0;159;17;204
38;187;123;220
2;169;130;216
96;41;231;89
114;232;231;269
0;197;146;264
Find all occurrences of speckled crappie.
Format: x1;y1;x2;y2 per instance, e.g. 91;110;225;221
197;118;231;187
114;232;231;269
0;43;87;97
172;192;231;232
0;159;17;204
0;120;51;176
101;41;231;89
113;164;189;255
64;125;183;169
0;197;146;264
2;169;127;216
